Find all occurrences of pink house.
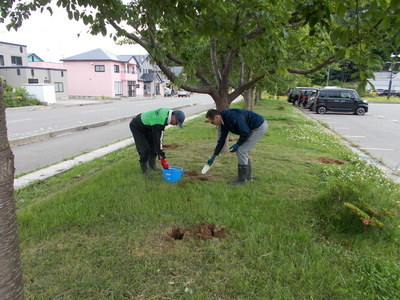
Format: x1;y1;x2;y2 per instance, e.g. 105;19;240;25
61;48;143;98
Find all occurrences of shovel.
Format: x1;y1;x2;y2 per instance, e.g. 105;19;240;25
201;163;211;174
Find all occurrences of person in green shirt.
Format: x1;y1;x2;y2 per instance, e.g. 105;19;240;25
129;108;185;176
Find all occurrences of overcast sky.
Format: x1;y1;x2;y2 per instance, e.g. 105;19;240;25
0;5;146;62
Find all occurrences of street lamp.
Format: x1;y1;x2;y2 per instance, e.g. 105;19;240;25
387;53;400;100
326;65;331;86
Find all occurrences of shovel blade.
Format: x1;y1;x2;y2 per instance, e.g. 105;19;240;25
201;164;210;174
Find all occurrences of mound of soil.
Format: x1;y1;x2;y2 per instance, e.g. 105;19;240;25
318;157;346;165
167;222;226;240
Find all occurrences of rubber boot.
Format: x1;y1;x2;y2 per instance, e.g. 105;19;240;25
247;159;253;181
228;165;248;185
148;156;161;171
140;161;151;177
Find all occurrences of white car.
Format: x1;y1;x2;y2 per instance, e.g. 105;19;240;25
164;88;172;97
177;89;191;97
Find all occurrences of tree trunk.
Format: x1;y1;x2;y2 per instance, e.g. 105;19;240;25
255;89;262;106
243;88;254;111
209;92;230;153
0;79;24;299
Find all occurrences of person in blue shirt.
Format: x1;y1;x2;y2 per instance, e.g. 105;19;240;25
206;108;268;185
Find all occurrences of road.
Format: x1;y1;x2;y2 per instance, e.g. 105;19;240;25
300;102;400;174
7;94;215;175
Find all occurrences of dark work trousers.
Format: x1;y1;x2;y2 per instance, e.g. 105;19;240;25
129;117;157;163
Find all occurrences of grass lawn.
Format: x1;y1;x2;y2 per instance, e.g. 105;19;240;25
15;98;400;299
364;95;400;103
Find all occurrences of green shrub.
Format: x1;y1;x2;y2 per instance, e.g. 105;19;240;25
4;84;42;107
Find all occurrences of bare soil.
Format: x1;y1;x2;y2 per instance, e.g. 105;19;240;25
185;170;209;181
318;157;346;165
163;144;179;149
167;222;226;240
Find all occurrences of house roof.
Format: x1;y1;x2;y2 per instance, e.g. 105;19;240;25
117;55;136;62
28;53;44;62
133;55;149;65
0;41;27;47
61;48;135;63
139;73;155;82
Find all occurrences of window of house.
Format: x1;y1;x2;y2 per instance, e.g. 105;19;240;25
28;78;39;84
136;84;140;88
61;71;64;77
95;65;105;72
132;67;135;74
17;69;21;76
114;65;120;73
31;69;35;76
0;55;4;66
20;46;23;53
54;82;64;92
114;81;123;95
11;56;23;66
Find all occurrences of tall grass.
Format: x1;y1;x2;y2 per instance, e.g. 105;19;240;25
15;98;399;299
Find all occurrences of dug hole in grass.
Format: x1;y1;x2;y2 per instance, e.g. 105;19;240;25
15;98;400;299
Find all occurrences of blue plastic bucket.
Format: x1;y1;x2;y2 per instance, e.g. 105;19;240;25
162;166;184;183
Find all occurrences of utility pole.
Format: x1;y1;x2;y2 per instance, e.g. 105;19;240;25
326;65;331;86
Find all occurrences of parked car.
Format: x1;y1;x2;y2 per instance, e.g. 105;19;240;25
381;90;397;96
177;89;191;97
314;88;368;115
287;87;317;104
164;88;172;97
305;89;319;110
297;89;318;107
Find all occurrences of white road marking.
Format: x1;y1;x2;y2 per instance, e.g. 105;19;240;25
8;118;33;123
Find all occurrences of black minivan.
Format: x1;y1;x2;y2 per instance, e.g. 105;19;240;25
315;88;368;115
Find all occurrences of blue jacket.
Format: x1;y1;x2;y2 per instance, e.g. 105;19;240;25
213;109;265;156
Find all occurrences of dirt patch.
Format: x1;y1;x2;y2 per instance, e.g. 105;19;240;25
167;222;226;240
318;157;346;165
163;144;178;149
186;170;199;176
186;170;209;182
